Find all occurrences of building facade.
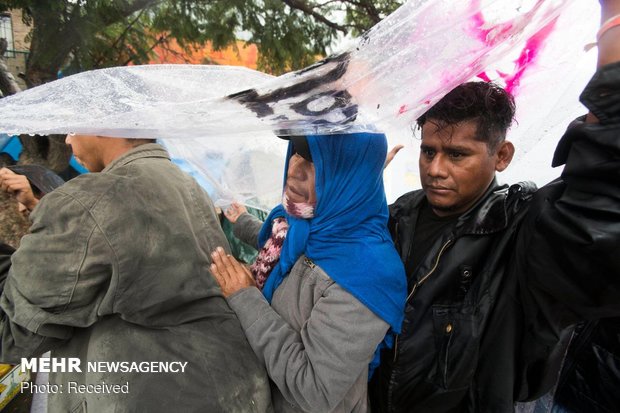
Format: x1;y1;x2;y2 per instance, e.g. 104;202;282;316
0;9;30;90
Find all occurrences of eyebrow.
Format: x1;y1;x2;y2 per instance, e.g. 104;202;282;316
420;143;474;154
444;145;472;152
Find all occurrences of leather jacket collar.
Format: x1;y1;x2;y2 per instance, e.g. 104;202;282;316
392;178;537;237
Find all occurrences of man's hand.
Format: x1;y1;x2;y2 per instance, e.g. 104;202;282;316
224;202;248;224
210;247;255;297
0;168;39;211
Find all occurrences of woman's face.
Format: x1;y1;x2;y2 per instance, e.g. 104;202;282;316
284;153;317;206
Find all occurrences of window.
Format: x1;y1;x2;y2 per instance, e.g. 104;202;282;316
0;13;14;58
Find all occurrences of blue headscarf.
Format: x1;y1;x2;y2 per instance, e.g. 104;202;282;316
259;132;406;342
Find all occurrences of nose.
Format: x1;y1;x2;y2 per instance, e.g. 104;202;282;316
65;134;72;145
18;202;28;214
287;155;307;179
427;154;448;179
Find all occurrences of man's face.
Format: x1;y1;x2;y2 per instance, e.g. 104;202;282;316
419;119;512;217
284;153;317;205
65;134;106;172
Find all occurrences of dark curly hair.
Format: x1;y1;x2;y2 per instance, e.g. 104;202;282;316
417;82;515;152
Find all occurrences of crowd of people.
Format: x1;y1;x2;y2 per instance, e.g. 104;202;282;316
0;1;619;412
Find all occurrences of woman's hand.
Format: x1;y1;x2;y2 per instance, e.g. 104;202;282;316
210;247;255;297
224;202;248;224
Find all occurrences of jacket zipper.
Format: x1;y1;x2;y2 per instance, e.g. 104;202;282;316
392;238;453;362
388;238;454;412
394;221;401;252
406;238;453;302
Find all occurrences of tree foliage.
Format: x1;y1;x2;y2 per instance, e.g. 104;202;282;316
0;0;403;88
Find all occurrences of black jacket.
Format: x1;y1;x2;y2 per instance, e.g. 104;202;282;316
370;61;620;413
551;317;620;413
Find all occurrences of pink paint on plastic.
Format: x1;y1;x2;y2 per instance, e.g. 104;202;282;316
476;72;492;82
501;19;557;93
397;0;559;118
467;0;556;94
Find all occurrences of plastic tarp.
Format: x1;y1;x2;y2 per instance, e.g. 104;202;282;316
0;0;599;209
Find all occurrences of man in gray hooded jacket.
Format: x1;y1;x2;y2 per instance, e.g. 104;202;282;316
0;135;272;413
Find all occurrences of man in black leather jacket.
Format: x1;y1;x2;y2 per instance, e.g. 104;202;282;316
369;2;620;411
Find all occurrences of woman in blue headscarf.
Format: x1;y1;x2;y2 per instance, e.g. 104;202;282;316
210;132;406;413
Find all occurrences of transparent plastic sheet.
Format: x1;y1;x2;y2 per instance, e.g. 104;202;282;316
0;0;599;208
383;0;599;201
161;136;286;210
0;64;275;137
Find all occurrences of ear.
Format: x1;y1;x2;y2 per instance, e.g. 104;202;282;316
494;141;514;172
